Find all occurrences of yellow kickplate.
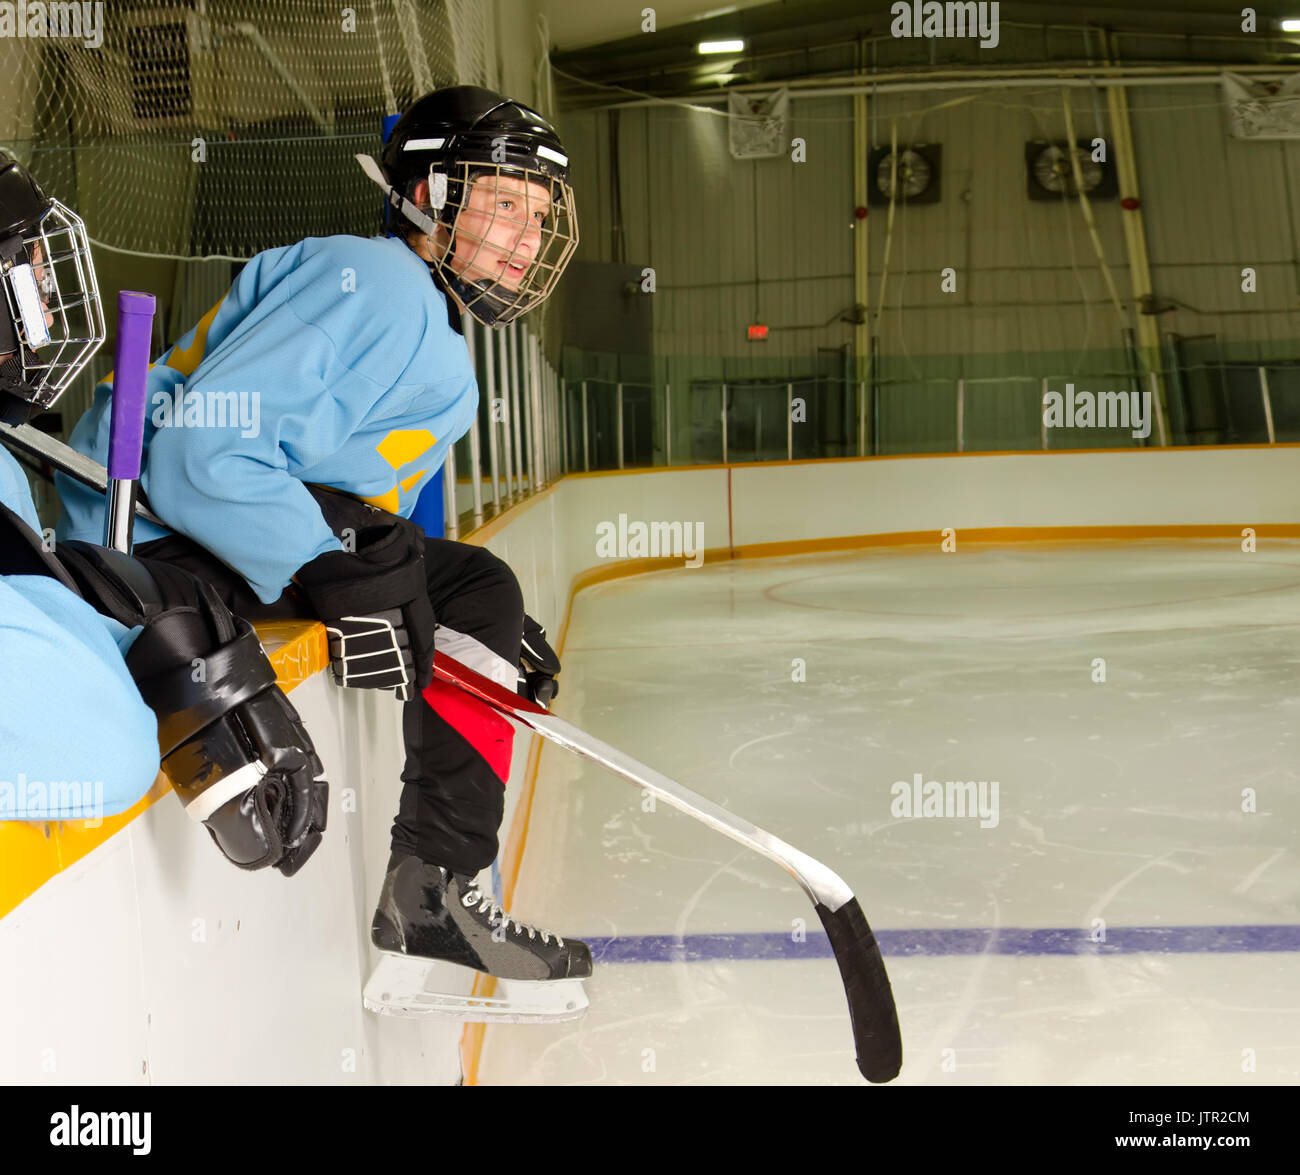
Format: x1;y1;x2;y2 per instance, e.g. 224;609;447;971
0;619;329;919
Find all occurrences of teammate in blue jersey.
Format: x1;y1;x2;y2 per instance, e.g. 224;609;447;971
0;452;158;822
59;229;478;603
58;87;590;1020
0;152;327;875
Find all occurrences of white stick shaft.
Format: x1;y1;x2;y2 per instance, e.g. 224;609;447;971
514;707;855;911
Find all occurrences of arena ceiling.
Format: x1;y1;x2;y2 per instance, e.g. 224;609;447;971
544;0;1300;106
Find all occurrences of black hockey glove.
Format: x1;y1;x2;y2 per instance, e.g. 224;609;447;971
49;539;328;877
294;519;436;701
518;613;561;708
130;620;328;877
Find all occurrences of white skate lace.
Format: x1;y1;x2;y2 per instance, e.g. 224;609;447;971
459;879;565;947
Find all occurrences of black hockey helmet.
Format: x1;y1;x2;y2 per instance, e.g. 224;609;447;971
0;151;105;425
357;85;578;327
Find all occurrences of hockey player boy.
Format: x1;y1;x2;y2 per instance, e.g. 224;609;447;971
57;87;590;1017
0;152;327;875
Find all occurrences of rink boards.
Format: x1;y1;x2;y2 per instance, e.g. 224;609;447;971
3;443;1299;1084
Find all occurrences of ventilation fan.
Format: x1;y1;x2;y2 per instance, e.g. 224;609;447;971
728;89;789;159
1025;139;1117;201
865;143;942;206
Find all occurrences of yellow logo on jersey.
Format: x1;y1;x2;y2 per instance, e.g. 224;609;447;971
99;295;226;388
164;296;227;377
361;429;436;512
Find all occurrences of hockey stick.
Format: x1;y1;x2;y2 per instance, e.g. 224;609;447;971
103;291;156;553
0;421;163;529
430;652;904;1084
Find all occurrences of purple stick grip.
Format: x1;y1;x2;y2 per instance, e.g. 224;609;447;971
106;290;156;481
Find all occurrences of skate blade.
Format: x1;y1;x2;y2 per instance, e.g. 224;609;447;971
363;952;589;1024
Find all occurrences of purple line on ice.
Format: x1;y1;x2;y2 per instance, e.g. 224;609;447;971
588;924;1300;962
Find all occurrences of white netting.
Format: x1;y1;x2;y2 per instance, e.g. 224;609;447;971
0;0;497;260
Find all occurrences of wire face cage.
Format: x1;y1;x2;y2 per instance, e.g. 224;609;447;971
430;162;578;326
2;198;106;409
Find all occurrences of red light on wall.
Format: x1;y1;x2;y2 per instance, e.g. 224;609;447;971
747;324;768;341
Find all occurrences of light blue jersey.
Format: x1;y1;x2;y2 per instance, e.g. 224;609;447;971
0;447;158;821
58;234;478;603
0;442;42;535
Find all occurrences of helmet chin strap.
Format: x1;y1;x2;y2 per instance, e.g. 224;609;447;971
444;267;530;327
0;370;37;425
424;249;529;328
355;153;439;236
0;350;37;409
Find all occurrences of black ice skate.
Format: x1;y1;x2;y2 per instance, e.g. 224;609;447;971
363;852;592;1023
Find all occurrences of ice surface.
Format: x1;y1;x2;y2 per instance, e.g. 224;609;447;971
476;541;1300;1085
